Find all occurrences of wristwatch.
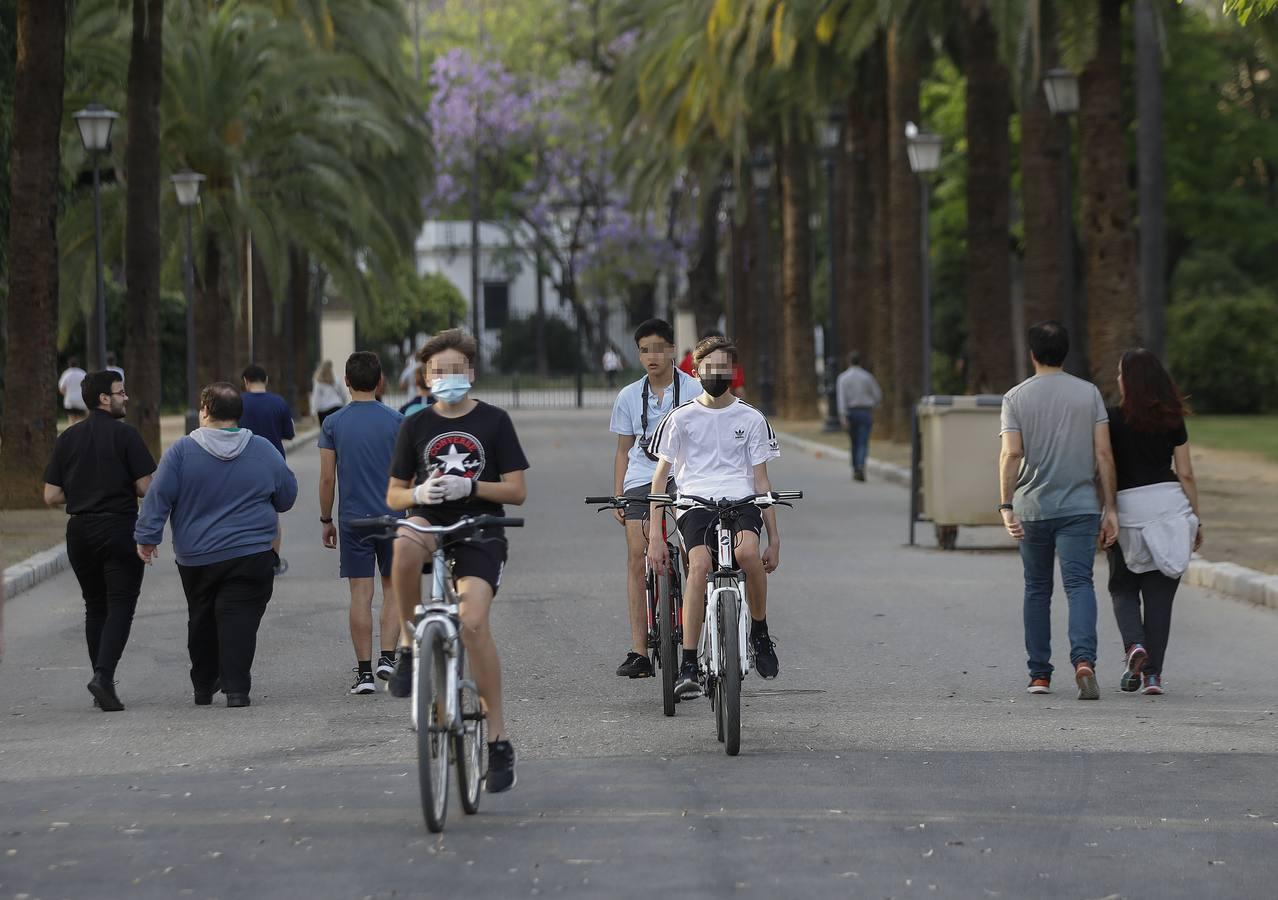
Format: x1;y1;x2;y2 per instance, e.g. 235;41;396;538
319;516;333;524
997;504;1014;513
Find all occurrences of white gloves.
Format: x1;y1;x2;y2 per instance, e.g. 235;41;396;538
412;474;473;505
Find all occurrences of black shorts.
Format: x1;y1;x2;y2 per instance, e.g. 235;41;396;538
676;506;763;552
407;518;508;596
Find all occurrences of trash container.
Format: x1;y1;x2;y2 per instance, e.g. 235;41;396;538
909;395;1004;550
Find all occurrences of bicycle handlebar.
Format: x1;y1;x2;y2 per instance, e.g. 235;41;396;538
348;514;525;537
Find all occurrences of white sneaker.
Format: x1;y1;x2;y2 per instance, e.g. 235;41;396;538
349;669;376;695
375;654;397;681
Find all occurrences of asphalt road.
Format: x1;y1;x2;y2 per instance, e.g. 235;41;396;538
3;408;1276;899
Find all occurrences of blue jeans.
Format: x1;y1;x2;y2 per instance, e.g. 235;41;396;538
1019;514;1100;679
846;409;873;473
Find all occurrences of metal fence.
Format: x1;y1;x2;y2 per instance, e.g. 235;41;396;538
381;372;631;411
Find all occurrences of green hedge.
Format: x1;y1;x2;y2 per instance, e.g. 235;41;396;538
1168;291;1278;413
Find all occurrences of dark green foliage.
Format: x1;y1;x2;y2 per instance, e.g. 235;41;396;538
494;315;581;375
1168;292;1278;413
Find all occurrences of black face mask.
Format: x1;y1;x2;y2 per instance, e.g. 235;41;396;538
701;375;732;398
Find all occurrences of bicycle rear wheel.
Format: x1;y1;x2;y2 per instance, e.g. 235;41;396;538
454;656;487;815
716;577;742;756
657;565;677;717
416;622;451;832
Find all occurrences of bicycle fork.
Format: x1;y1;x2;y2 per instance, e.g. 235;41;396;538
701;527;750;683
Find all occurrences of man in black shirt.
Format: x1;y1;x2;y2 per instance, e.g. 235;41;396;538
43;370;156;711
386;329;529;793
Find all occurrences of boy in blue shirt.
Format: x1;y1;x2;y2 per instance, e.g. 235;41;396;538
318;352;405;695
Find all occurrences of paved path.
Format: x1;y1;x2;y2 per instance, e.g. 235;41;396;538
3;409;1276;899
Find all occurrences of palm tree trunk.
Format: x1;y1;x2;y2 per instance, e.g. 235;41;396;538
287;247;310;413
841;85;870;366
687;184;723;337
777;129;818;420
733;209;757;402
863;35;895;429
1;0;66;508
123;0;164;459
1020;8;1066;332
962;2;1014;394
195;231;224;389
887;23;923;438
1080;0;1141;395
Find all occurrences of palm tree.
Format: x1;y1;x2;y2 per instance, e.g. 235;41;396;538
777;127;819;419
1;0;66;507
124;0;164;458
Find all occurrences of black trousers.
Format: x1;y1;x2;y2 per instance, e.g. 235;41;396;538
66;514;145;680
177;551;275;696
1107;546;1180;676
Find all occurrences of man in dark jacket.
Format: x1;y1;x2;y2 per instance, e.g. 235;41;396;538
44;370;156;711
135;383;298;708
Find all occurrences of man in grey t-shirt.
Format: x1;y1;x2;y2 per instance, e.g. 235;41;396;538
999;321;1118;701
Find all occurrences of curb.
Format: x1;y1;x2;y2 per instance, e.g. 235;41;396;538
773;427;1278;612
1;426;321;601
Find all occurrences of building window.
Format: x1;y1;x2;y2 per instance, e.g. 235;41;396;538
483;281;510;330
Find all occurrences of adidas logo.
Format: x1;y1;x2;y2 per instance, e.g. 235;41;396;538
734;428;746;440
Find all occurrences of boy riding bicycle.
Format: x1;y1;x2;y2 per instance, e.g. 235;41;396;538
385;329;530;793
646;336;782;699
607;318;700;679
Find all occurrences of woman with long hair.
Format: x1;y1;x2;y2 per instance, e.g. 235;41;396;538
310;359;348;425
1106;349;1202;696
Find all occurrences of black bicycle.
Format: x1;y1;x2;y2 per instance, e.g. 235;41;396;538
349;513;523;832
585;494;685;716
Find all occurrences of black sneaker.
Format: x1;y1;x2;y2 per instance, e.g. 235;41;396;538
375;654;397;681
87;673;124;712
388;650;413;698
616;651;654;678
751;630;779;679
674;662;702;699
194;678;221;706
349;668;376;695
486;740;517;793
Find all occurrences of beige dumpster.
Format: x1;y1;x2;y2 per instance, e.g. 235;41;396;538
910;395;1004;550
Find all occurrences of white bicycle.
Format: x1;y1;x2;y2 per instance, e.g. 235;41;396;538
649;491;801;756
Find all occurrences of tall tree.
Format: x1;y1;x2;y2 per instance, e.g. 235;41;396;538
961;0;1014;393
1080;0;1141;391
777;129;819;419
1;0;66;507
123;0;163;457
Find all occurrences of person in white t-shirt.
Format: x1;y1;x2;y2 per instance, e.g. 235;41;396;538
646;335;782;699
607;318;700;679
58;358;88;423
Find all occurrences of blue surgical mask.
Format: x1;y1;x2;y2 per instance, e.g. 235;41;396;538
430;374;471;404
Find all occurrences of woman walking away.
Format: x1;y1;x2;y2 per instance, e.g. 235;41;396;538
311;360;348;425
1107;349;1202;696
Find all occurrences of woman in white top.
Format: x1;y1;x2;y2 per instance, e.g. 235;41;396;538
310;359;348;425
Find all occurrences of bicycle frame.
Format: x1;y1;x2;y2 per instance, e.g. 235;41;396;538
699;518;750;682
410;548;462;732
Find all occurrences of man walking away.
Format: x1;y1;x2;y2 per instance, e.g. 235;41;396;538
135;383;298;708
318;352;404;695
239;364;295;575
58;357;88;424
836;351;882;482
999;321;1118;701
43;370;156;711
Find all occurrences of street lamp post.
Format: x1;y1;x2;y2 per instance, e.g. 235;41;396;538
73;103;120;372
818;105;845;432
750;148;775;417
1043;68;1082;376
171;170;206;433
906;125;942;399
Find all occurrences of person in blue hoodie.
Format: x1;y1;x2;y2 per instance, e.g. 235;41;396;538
135;382;298;708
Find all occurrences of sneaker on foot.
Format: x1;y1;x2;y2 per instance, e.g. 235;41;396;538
375;655;397;681
388;650;413;698
486;740;517;793
1027;677;1051;694
87;673;124;712
674;662;702;699
1121;644;1148;693
616;651;654;678
349;668;376;695
750;630;779;679
1075;661;1099;700
853;469;866;482
1141;673;1164;695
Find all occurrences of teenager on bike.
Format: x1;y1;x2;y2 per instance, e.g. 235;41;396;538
607;318;701;679
385;329;529;793
646;335;782;699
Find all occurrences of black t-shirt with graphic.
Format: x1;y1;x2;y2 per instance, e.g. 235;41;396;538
389;400;529;522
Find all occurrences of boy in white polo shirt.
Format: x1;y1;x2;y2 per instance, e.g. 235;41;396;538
646;335;782;699
608;318;701;678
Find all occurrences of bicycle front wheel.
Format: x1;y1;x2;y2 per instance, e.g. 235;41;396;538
716;577;742;756
454;657;487;815
657;565;677;717
416;622;452;832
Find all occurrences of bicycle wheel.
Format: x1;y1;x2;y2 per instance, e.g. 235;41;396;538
716;577;742;756
454;656;487;815
416;622;451;832
657;565;677;717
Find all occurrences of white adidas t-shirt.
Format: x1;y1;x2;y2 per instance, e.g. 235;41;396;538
651;398;780;500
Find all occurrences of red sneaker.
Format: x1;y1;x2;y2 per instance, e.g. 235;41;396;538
1027;677;1051;694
